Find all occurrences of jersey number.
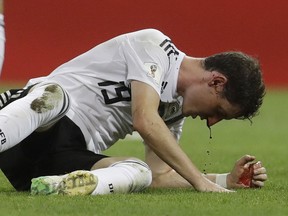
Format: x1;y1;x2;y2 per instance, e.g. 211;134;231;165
98;81;131;105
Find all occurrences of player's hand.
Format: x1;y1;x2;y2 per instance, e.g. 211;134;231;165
251;160;267;187
227;155;267;189
195;175;234;193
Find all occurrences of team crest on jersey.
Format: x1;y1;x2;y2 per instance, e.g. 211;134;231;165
144;62;162;85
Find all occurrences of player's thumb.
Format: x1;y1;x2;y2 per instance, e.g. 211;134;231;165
236;155;255;167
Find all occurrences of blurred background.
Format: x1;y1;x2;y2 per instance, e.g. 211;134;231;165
0;0;287;88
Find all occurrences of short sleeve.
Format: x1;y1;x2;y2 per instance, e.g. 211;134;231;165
121;30;170;96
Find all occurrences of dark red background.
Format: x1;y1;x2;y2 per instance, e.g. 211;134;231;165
1;0;288;88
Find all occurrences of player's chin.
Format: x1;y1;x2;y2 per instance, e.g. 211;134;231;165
181;108;196;118
189;113;198;119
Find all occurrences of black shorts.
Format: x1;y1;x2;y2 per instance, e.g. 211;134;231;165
0;116;108;191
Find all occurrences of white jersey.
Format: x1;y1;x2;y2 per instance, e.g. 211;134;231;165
26;29;186;153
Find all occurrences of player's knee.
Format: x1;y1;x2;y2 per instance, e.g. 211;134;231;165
30;83;67;114
110;158;152;188
111;158;150;170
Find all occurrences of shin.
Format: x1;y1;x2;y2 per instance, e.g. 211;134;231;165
91;159;152;195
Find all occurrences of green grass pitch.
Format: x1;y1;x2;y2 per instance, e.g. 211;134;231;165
0;84;287;216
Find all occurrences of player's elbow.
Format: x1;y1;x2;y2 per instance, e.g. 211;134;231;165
132;112;148;134
132;110;156;137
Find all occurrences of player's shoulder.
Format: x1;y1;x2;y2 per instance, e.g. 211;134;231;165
138;28;166;37
129;28;170;45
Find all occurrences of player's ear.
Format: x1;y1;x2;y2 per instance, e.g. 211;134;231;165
208;71;227;93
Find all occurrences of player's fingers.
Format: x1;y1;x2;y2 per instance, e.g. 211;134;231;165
253;173;268;181
252;180;265;187
253;166;267;175
253;161;262;169
236;155;256;167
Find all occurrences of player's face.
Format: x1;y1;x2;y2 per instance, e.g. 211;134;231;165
182;83;241;127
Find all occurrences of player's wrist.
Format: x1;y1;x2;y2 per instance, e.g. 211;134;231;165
215;173;229;188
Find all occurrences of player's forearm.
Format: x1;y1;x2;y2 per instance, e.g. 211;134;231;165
150;169;230;189
134;114;204;189
145;143;193;188
204;174;217;183
150;169;192;188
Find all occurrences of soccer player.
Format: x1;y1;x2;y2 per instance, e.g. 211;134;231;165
0;29;267;195
0;0;5;73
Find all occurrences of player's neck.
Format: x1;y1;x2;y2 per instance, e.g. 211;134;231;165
177;56;205;94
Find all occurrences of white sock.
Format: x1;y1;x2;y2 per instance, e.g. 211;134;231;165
91;160;152;195
0;83;69;152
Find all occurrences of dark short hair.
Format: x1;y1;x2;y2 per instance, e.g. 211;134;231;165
203;51;265;120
